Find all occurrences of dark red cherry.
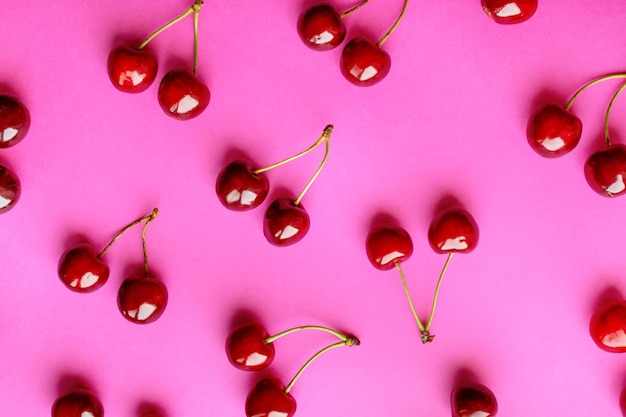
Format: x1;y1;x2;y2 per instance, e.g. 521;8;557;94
590;300;626;353
117;276;168;324
0;95;30;148
481;0;538;24
226;323;275;371
527;105;582;157
52;389;104;417
297;4;346;51
263;198;310;246
57;244;110;293
245;378;297;417
428;208;479;254
340;38;391;87
584;144;626;197
452;382;498;417
216;161;270;211
365;224;413;271
0;164;20;213
107;46;158;93
157;69;210;120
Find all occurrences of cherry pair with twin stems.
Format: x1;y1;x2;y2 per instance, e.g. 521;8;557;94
527;72;626;197
226;322;359;417
0;94;30;213
57;208;168;324
216;124;334;247
107;0;210;120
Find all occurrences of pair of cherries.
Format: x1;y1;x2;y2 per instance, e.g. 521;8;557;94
107;0;210;120
216;124;334;247
226;321;359;417
57;208;168;324
527;72;626;198
0;94;30;213
366;204;479;343
52;387;164;417
481;0;538;24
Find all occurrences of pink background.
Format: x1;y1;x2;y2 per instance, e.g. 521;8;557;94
2;0;626;415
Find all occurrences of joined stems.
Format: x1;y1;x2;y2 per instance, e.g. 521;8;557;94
604;81;626;147
377;0;409;47
565;73;626;111
137;0;204;51
97;208;159;259
265;325;349;345
294;133;330;206
339;0;371;18
395;262;425;332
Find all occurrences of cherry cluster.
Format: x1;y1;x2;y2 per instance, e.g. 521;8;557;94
481;0;538;24
216;125;334;247
0;94;29;214
226;320;359;417
57;208;168;324
107;0;210;120
366;203;479;343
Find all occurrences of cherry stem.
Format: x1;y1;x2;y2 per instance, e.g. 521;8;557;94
283;337;359;394
377;0;409;47
603;80;626;147
339;0;371;18
193;9;200;75
141;208;159;276
394;261;426;333
253;125;334;175
137;0;204;51
293;131;331;206
564;73;626;111
97;208;159;259
424;253;453;332
265;325;349;344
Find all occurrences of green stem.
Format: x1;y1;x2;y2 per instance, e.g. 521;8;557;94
424;253;453;331
97;208;159;258
141;208;159;276
293;131;331;206
564;73;626;111
377;0;409;47
137;0;204;50
395;261;425;333
193;9;200;75
603;81;626;147
339;0;371;18
265;325;349;344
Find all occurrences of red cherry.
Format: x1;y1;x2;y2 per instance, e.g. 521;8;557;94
527;105;582;158
245;378;297;417
0;95;30;148
57;244;110;293
340;38;391;87
297;4;346;51
117;276;168;324
226;323;275;371
0;164;20;214
107;46;158;94
452;382;498;417
52;389;104;417
216;161;270;211
590;300;626;352
428;208;479;254
365;224;413;271
263;198;310;246
481;0;538;24
157;69;210;120
584;144;626;197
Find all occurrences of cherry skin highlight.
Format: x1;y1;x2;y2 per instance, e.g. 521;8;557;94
216;161;270;211
584;144;626;197
226;323;275;371
452;382;498;417
263;198;311;246
118;276;168;324
527;105;582;157
297;4;346;51
340;38;391;86
365;224;413;271
0;165;20;214
481;0;538;24
245;378;297;417
0;95;30;148
590;300;626;352
158;69;210;120
52;389;104;417
428;208;479;254
107;46;158;93
57;244;110;293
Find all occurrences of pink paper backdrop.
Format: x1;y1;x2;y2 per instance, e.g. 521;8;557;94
2;0;626;415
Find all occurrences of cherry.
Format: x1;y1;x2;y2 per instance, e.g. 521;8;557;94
365;224;413;271
340;38;391;87
118;275;168;324
107;46;158;93
157;69;210;120
589;300;626;352
297;5;346;51
0;164;20;213
585;144;626;197
0;95;30;148
452;382;498;417
481;0;538;24
527;104;582;158
57;244;110;293
52;388;104;417
263;198;310;246
226;323;276;371
428;207;479;254
245;378;297;417
215;160;270;211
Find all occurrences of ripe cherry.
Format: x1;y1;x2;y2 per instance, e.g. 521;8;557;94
428;207;479;254
118;275;169;324
481;0;538;24
527;104;582;158
52;389;104;417
107;46;158;93
340;38;391;87
0;95;30;148
297;4;345;51
215;160;270;211
158;69;210;120
57;244;110;293
263;198;311;246
452;382;498;417
226;323;276;371
585;144;626;197
365;223;413;270
0;164;20;213
246;378;297;417
590;300;626;352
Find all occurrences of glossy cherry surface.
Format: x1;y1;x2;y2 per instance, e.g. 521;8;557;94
590;300;626;352
297;4;346;51
340;38;391;87
57;244;110;293
0;165;20;214
263;198;310;246
52;389;104;417
0;95;30;148
584;144;626;197
527;105;582;157
481;0;538;24
365;224;413;271
226;323;275;371
452;382;498;417
158;69;210;120
245;378;297;417
428;208;479;254
216;161;270;211
107;46;158;93
118;276;168;324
